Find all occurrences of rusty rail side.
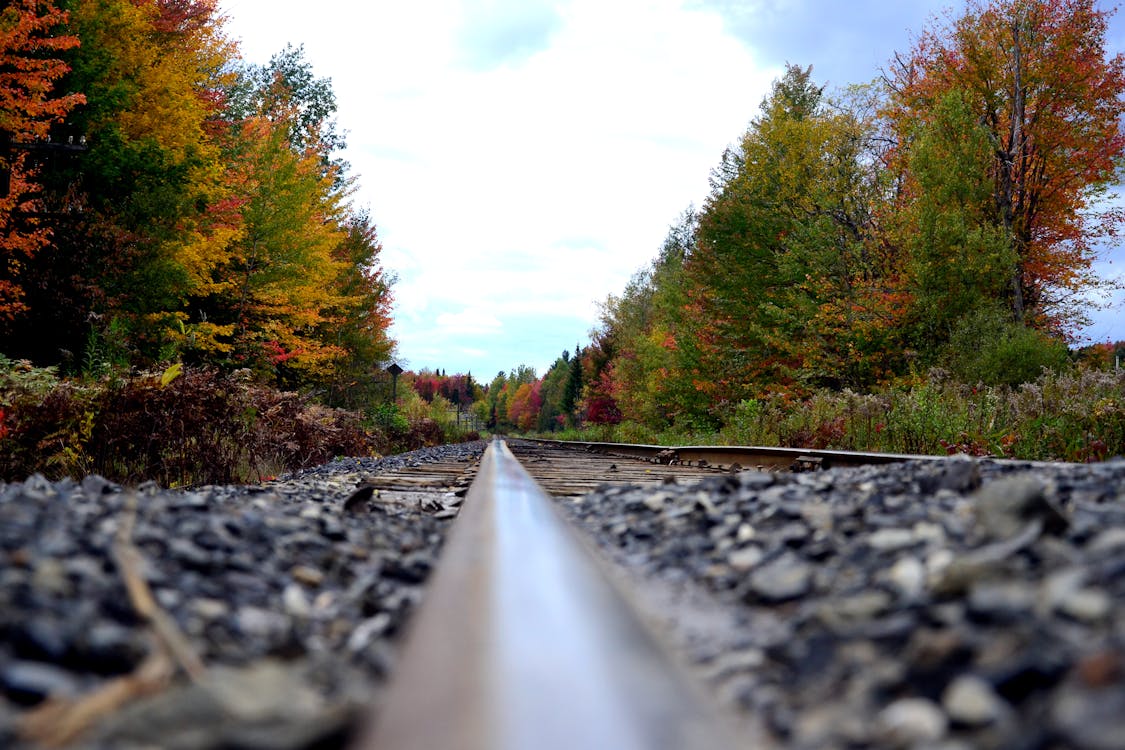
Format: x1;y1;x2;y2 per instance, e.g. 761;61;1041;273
356;438;739;750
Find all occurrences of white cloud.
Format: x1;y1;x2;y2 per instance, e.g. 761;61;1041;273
216;0;778;375
435;308;505;335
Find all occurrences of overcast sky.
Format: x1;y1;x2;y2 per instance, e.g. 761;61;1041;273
219;0;1125;379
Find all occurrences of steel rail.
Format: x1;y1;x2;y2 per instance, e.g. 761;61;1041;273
529;438;946;469
355;438;739;750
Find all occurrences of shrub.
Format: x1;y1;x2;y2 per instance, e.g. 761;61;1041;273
0;366;378;485
946;307;1070;386
365;397;479;454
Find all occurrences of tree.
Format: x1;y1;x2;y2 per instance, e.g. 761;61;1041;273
886;0;1125;331
5;0;235;365
507;380;542;432
560;344;583;424
686;65;896;400
577;338;621;426
537;352;572;431
485;371;508;429
321;209;396;407
0;0;83;325
224;44;345;182
220;110;348;378
894;88;1017;348
596;208;707;427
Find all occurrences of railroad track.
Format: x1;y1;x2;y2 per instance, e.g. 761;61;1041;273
355;438;925;749
347;438;934;510
7;439;1119;748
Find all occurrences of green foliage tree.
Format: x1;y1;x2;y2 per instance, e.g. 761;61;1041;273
686;65;895;402
896;89;1017;351
485;371;508;430
560;344;583;424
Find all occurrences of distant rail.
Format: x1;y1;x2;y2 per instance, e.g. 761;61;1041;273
527;437;944;470
356;438;738;750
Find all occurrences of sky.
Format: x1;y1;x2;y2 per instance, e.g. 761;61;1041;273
218;0;1125;379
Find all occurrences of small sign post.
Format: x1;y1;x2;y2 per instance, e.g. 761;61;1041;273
386;362;404;401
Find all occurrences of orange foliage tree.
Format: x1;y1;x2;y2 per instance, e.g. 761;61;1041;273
1;2;397;398
0;0;83;324
507;381;542;432
886;0;1125;332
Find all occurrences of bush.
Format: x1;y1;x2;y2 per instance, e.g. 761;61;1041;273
365;398;480;455
946;307;1070;386
721;399;768;445
0;365;377;485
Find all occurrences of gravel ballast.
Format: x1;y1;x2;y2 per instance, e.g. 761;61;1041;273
0;442;485;749
562;455;1125;749
2;444;1124;749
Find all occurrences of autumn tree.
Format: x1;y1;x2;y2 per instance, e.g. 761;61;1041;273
413;371;438;402
573;0;1125;438
536;351;573;431
597;208;706;427
0;0;83;326
892;88;1017;348
320;210;395;408
4;0;235;366
0;1;397;404
886;0;1125;332
577;338;621;426
213;109;349;379
413;370;477;411
686;65;896;403
507;380;542;432
247;44;345;181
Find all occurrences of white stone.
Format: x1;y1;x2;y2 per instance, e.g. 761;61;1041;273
728;546;764;572
943;675;1005;726
192;597;229;619
348;613;392;652
1058;589;1111;623
283;583;311;618
912;521;946;544
1089;527;1125;552
877;698;948;746
868;528;916;551
888;556;926;599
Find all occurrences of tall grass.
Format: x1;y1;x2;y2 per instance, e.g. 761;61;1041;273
543;368;1125;462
